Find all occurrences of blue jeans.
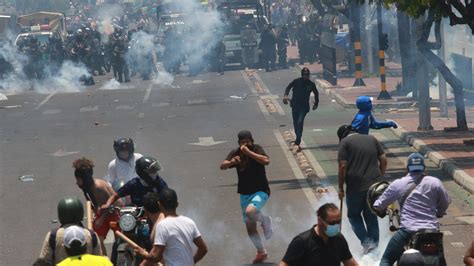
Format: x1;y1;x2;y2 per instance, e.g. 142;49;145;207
291;107;308;145
346;190;379;248
380;228;414;266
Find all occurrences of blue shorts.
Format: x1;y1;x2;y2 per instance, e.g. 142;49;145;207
240;191;269;222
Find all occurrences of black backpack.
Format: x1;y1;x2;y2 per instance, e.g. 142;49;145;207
48;227;98;262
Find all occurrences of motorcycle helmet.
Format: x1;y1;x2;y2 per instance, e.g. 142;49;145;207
407;153;425;173
58;197;84;225
113;137;135;161
367;181;390;218
136;156;161;181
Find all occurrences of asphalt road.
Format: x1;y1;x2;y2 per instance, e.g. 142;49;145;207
0;67;473;265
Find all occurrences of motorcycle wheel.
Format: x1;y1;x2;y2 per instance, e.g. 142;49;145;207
116;250;134;266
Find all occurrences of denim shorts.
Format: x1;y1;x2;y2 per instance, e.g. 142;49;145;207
240;191;269;222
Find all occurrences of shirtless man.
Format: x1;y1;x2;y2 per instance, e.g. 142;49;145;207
73;157;123;255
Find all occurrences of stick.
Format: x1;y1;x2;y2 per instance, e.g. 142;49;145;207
339;198;344;230
86;201;93;230
114;231;140;250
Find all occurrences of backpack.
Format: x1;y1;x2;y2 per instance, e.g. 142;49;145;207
48;227;98;262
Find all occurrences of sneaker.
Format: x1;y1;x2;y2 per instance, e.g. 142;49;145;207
252;251;268;264
261;215;273;240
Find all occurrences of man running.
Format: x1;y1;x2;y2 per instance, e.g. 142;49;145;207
220;130;273;263
73;157;123;255
283;67;319;152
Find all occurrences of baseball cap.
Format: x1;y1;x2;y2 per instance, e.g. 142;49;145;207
63;225;86;248
407;153;425;172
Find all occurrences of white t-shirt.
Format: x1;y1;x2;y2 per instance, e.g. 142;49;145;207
154;215;201;266
107;153;143;190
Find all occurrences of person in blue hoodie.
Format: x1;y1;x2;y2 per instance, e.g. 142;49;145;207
351;96;397;134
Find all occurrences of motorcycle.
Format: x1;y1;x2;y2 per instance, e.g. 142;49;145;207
387;204;446;266
108;206;151;266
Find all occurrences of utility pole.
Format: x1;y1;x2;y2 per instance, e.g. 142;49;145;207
376;2;391;99
350;1;365;86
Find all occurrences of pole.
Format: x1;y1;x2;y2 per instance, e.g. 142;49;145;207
438;19;448;117
351;1;365;86
376;3;391;99
416;17;433;131
86;201;93;230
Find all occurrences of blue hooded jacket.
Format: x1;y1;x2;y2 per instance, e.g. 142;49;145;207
351;96;396;134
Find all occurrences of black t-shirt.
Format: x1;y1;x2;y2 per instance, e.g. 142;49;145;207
282;225;353;266
284;77;319;110
337;133;384;194
225;144;270;195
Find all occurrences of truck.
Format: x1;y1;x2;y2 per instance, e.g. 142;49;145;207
15;12;66;46
217;0;268;65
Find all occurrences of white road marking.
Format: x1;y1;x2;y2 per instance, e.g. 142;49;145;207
143;84;153;103
257;100;274;122
0;105;21;109
274;130;319;211
190;79;209;84
51;149;80;157
0;93;7;101
451;242;465;248
252;72;271;94
115;105;133;110
80;106;98;112
311;129;325;132
187;98;207;105
188;137;227;147
272;98;285;115
42;109;62;115
35;92;56;110
152;102;170;107
138;112;145;118
241;70;257;94
290;129;329;182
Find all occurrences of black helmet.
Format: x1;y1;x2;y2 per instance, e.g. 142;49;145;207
337;125;354;142
301;67;310;77
136;156;161;181
366;181;390;218
114;137;135;161
58;197;84;225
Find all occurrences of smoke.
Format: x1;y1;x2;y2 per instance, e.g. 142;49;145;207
95;4;124;36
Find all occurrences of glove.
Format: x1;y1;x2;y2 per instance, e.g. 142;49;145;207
389;121;398;129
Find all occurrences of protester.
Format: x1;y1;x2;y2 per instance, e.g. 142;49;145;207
39;198;102;264
73;157;123;255
283;67;319;152
57;226;112;266
220;130;273;263
351;96;398;134
142;192;165;242
280;203;358;266
135;188;208;266
108;137;143;191
337;124;387;254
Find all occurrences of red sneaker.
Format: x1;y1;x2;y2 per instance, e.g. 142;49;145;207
252;251;268;263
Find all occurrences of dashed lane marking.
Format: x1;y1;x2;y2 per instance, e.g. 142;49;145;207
42;109;62;115
115;105;134;110
252;72;271;94
80;106;98;112
187;98;207;105
241;70;257;94
143;84;153;103
152;102;171;107
35;92;56;110
290;129;329;182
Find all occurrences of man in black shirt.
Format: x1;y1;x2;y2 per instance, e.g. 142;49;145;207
220;130;273;264
337;125;387;254
283;67;319;152
280;203;358;266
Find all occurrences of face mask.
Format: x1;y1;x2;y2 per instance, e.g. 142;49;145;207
325;223;340;237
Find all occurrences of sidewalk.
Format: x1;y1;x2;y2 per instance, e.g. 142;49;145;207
295;58;474;194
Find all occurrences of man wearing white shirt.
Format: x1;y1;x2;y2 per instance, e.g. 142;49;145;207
108;137;143;191
135;188;208;266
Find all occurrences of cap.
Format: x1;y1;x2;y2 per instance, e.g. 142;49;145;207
399;249;424;266
238;130;253;142
337;125;353;142
407;153;425;172
63;225;86;248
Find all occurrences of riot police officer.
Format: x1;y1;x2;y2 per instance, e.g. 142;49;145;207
277;25;289;69
259;24;277;72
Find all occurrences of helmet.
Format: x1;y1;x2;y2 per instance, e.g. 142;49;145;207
136;156;161;181
407;153;425;173
113;137;135;161
337;125;354;142
58;197;84;225
301;67;310;77
366;181;390;218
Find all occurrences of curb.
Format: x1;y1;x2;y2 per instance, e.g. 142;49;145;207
390;127;474;194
